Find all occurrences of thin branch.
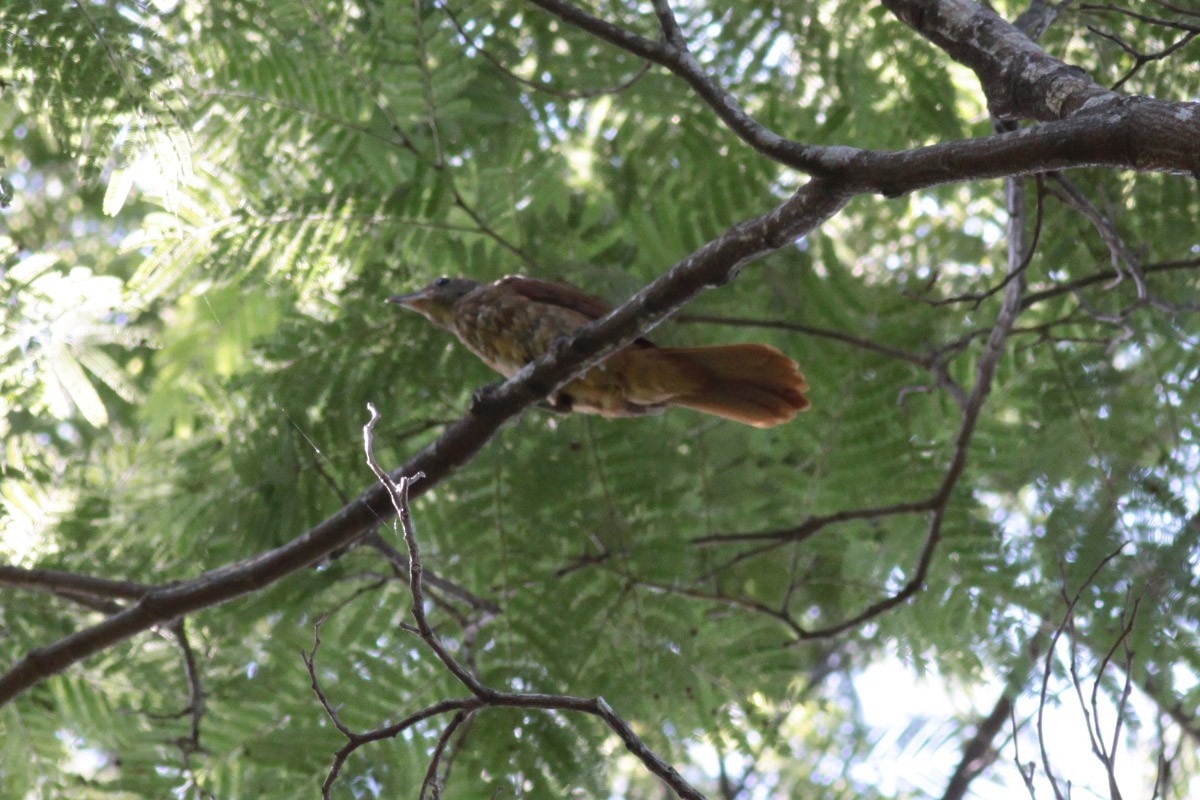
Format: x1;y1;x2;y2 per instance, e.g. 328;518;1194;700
1046;173;1147;298
363;530;502;615
1084;24;1199;91
1078;3;1200;33
323;696;481;797
675;314;932;368
650;0;688;48
5;55;1200;704
303;618;358;741
169;621;206;757
906;175;1045;309
629;577;810;641
308;407;710;800
364;404;481;695
1152;0;1200;20
524;0;826;172
0;564;151;601
299;428;500;619
420;710;473;800
449;187;540;272
882;0;1114;119
691;499;937;547
439;0;652;100
1088;591;1142;797
1011;706;1039;799
1070;0;1198;90
1019;256;1200;309
1035;545;1128;799
793;174;1032;639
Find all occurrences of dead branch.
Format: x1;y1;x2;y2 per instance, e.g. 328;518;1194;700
305;405;710;799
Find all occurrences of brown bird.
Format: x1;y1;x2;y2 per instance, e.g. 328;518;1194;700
388;275;810;427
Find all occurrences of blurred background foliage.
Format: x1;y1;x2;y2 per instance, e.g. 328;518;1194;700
1;1;1198;798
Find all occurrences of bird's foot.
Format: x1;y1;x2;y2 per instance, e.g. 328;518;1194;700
540;393;574;414
547;335;574;359
470;382;503;413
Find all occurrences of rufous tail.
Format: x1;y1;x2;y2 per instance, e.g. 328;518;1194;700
661;344;810;428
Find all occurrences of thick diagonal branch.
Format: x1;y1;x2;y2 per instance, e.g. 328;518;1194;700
881;0;1113;119
0;180;848;708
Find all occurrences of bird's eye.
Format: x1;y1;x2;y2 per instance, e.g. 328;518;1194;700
434;277;450;287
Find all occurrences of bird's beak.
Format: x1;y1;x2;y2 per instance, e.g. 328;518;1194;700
385;290;432;312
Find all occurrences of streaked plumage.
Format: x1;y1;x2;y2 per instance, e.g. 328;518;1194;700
388;275;810;427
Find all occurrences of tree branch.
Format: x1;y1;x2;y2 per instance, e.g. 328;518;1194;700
0;178;849;707
696;170;1034;639
675;313;932;368
941;633;1046;800
0;564;151;601
5;0;1198;703
528;0;1200;181
439;0;651;100
307;408;710;799
881;0;1113;119
524;0;826;171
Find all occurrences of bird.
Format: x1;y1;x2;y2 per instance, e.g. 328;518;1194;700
387;275;810;427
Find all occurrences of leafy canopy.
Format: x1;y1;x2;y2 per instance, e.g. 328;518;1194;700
1;1;1198;799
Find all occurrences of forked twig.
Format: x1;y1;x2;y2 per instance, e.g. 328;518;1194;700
304;405;710;799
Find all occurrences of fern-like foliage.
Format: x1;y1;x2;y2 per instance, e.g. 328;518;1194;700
2;1;1198;798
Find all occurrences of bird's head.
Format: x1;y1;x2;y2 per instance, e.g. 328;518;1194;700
387;276;479;330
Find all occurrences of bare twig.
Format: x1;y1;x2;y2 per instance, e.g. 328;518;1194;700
1079;3;1200;33
673;174;1036;640
1012;706;1039;799
6;0;1200;703
420;709;473;800
1152;0;1200;19
1017;257;1199;309
906;175;1045;309
1088;592;1142;799
691;498;938;547
791;174;1032;639
169;621;206;756
942;632;1046;800
439;0;652;100
0;565;151;601
303;620;356;740
675;313;931;368
1047;174;1147;298
363;530;502;615
523;0;825;171
307;406;710;799
1035;545;1127;799
1084;23;1199;90
364;404;480;692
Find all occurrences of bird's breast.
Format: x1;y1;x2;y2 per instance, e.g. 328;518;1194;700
452;289;585;377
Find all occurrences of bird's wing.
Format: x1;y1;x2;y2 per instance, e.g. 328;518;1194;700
496;275;613;320
496;274;657;347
